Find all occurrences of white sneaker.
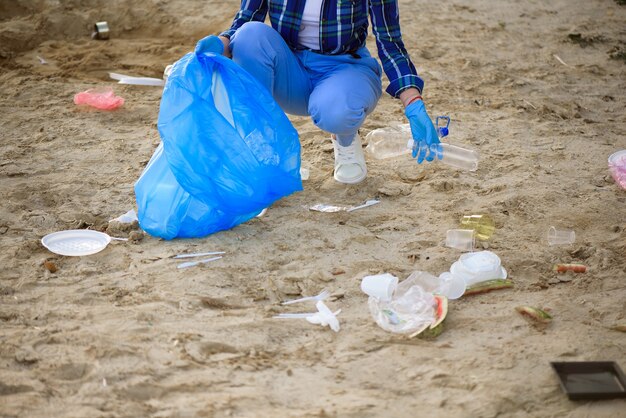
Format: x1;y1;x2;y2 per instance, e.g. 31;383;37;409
332;134;367;184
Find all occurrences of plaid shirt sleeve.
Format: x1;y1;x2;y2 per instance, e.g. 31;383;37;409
220;0;269;39
368;0;424;98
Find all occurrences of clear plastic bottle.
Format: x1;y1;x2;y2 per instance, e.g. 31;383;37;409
364;124;413;159
439;143;479;171
364;117;479;171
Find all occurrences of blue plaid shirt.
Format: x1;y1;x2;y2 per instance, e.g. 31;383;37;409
220;0;424;98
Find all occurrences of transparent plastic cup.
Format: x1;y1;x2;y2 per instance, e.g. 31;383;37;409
608;150;626;190
438;272;467;300
548;227;576;246
445;229;475;251
361;273;398;301
459;214;495;240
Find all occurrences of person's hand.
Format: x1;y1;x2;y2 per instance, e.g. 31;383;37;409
194;35;225;56
405;100;441;163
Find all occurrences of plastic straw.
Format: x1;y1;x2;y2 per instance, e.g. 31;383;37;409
177;256;223;269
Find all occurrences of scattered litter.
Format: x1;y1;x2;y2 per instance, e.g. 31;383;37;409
346;199;380;212
41;230;126;256
448;250;508;287
551;361;626;400
366;275;444;335
361;273;398;302
553;54;571;67
445;229;475;251
309;198;380;213
36;56;48;65
102;378;108;387
548;226;576;246
93;21;110;40
174;251;225;259
74;87;124;110
274;300;341;332
459;214;495;240
163;64;173;80
300;167;310;181
118;77;164;86
109;72;165;87
282;289;330;305
309;203;348;213
554;263;587;273
256;208;268;218
608;150;626;190
177;255;223;269
515;306;553;324
110;209;138;224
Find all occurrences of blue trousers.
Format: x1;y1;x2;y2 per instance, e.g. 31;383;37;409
230;22;383;146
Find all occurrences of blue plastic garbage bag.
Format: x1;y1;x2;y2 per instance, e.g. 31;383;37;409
135;51;302;239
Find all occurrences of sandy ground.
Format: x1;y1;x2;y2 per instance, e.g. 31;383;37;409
1;0;626;417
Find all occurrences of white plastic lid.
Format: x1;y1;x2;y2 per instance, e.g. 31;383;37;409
458;251;501;273
450;251;507;285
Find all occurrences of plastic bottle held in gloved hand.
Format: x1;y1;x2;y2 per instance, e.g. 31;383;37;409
365;124;413;159
432;116;479;171
365;116;479;171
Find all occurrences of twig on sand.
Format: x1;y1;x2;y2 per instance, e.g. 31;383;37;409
553;54;571;67
522;99;537;110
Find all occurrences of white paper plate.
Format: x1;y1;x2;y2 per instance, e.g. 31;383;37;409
41;230;112;256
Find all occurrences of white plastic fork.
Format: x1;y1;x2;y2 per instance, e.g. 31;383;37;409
281;289;331;305
274;301;341;332
346;199;380;212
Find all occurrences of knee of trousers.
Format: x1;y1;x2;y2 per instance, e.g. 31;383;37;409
230;22;276;59
309;101;366;136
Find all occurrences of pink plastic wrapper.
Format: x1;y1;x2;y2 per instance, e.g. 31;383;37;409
73;87;124;110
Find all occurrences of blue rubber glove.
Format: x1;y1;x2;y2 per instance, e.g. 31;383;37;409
405;100;442;163
194;35;225;56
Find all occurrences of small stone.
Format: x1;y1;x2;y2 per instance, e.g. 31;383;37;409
43;260;58;273
128;230;144;243
558;275;573;283
330;267;345;276
548;278;560;285
15;347;39;364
